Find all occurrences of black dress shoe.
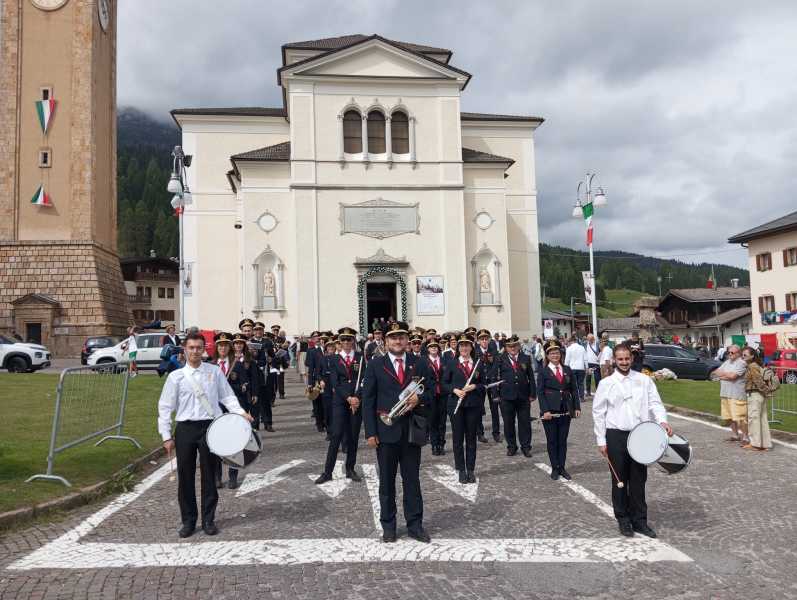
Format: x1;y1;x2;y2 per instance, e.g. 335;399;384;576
477;435;489;444
507;447;518;456
521;448;532;458
618;521;635;537
314;473;332;485
346;469;362;482
265;425;275;432
458;470;468;484
632;523;657;538
439;447;446;455
408;528;431;543
382;531;397;543
202;522;219;536
493;433;503;443
550;469;559;481
558;468;572;481
178;524;195;538
325;433;332;441
467;472;476;484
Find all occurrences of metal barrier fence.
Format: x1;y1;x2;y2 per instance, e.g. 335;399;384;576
769;367;797;424
27;362;141;487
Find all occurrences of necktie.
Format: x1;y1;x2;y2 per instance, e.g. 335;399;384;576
345;354;352;367
555;366;563;384
464;361;471;377
510;356;518;371
220;361;227;375
395;358;405;385
433;359;439;371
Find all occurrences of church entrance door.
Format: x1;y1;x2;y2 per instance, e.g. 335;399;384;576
366;282;397;331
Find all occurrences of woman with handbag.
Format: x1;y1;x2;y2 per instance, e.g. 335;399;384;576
537;339;581;481
442;335;487;484
742;346;773;451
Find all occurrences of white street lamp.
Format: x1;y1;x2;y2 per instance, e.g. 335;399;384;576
570;172;607;338
167;146;192;333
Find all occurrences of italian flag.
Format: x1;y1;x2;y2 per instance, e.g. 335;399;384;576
31;185;52;207
581;201;594;246
35;99;56;134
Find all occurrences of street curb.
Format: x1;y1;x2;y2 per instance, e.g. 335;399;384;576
0;446;164;532
664;403;797;443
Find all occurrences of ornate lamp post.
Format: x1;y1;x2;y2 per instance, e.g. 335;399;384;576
571;172;607;337
167;146;192;332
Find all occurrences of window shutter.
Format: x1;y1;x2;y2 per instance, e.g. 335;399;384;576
756;254;761;271
784;249;789;267
758;296;764;313
787;293;793;312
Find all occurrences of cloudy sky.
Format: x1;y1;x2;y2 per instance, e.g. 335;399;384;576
118;0;797;268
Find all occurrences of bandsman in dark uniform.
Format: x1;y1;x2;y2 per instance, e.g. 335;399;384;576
494;335;536;457
442;334;487;484
365;327;386;361
224;333;261;489
315;327;364;484
213;332;236;489
537;339;581;480
362;321;431;543
475;328;502;443
318;337;338;436
423;337;447;455
305;330;325;425
409;332;424;358
250;321;274;431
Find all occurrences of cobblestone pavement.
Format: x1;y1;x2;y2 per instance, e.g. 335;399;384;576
2;372;796;599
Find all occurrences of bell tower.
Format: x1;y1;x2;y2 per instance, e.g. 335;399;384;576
0;0;129;355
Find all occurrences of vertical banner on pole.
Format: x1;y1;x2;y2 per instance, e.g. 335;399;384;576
582;271;594;303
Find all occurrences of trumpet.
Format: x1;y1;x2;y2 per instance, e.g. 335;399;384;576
380;377;424;426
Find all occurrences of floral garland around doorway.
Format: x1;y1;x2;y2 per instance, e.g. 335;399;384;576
357;266;408;333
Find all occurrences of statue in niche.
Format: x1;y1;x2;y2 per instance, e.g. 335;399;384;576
479;268;492;293
263;270;276;297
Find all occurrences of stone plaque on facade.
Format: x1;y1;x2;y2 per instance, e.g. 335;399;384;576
340;198;420;239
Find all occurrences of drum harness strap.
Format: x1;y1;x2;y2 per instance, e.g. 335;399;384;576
183;368;218;420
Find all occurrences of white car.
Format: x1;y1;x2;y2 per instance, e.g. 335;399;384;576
87;332;166;370
0;335;52;373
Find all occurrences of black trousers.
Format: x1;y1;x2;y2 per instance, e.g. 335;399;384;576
448;403;481;472
500;397;532;450
323;401;361;474
175;420;217;527
315;393;329;431
376;427;423;534
429;392;447;447
277;372;285;397
476;394;501;437
267;372;278;403
542;414;571;470
586;363;600;394
606;428;648;524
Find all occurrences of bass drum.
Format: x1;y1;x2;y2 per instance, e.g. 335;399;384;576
206;413;262;469
627;421;692;475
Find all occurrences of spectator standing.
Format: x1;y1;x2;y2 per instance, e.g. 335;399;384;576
598;338;614;379
741;347;773;451
532;336;544;374
161;324;181;348
712;345;749;444
716;345;727;361
627;332;645;372
564;336;587;403
122;326;139;378
584;333;601;398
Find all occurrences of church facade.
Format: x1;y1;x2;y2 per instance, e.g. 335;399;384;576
173;35;543;335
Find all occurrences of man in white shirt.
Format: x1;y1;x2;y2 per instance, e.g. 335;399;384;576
592;344;672;538
598;338;614;378
584;333;600;398
563;337;587;403
159;333;253;538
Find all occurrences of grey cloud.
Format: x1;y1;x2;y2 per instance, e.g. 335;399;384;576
118;0;797;267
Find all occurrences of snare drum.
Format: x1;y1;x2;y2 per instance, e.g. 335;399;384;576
626;421;692;475
206;413;262;469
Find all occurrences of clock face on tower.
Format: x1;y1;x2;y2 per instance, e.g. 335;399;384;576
31;0;69;10
98;0;110;31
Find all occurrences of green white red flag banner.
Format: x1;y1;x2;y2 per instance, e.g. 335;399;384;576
31;185;52;207
581;202;594;246
36;99;56;134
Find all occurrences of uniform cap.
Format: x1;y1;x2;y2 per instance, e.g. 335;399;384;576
238;318;255;329
386;321;409;337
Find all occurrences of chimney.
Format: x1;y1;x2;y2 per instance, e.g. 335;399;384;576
730;278;739;288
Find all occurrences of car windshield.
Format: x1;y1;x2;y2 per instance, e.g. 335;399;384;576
0;335;13;344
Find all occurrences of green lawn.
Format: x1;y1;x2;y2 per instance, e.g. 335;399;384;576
603;288;647;313
543;299;622;318
656;379;797;434
0;373;165;514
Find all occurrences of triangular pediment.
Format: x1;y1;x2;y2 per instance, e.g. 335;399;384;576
281;38;470;87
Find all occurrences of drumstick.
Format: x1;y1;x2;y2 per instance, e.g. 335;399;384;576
606;455;624;488
168;447;176;482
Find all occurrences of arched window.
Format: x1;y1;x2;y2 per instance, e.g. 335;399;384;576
367;110;386;154
343;110;362;153
391;111;409;154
